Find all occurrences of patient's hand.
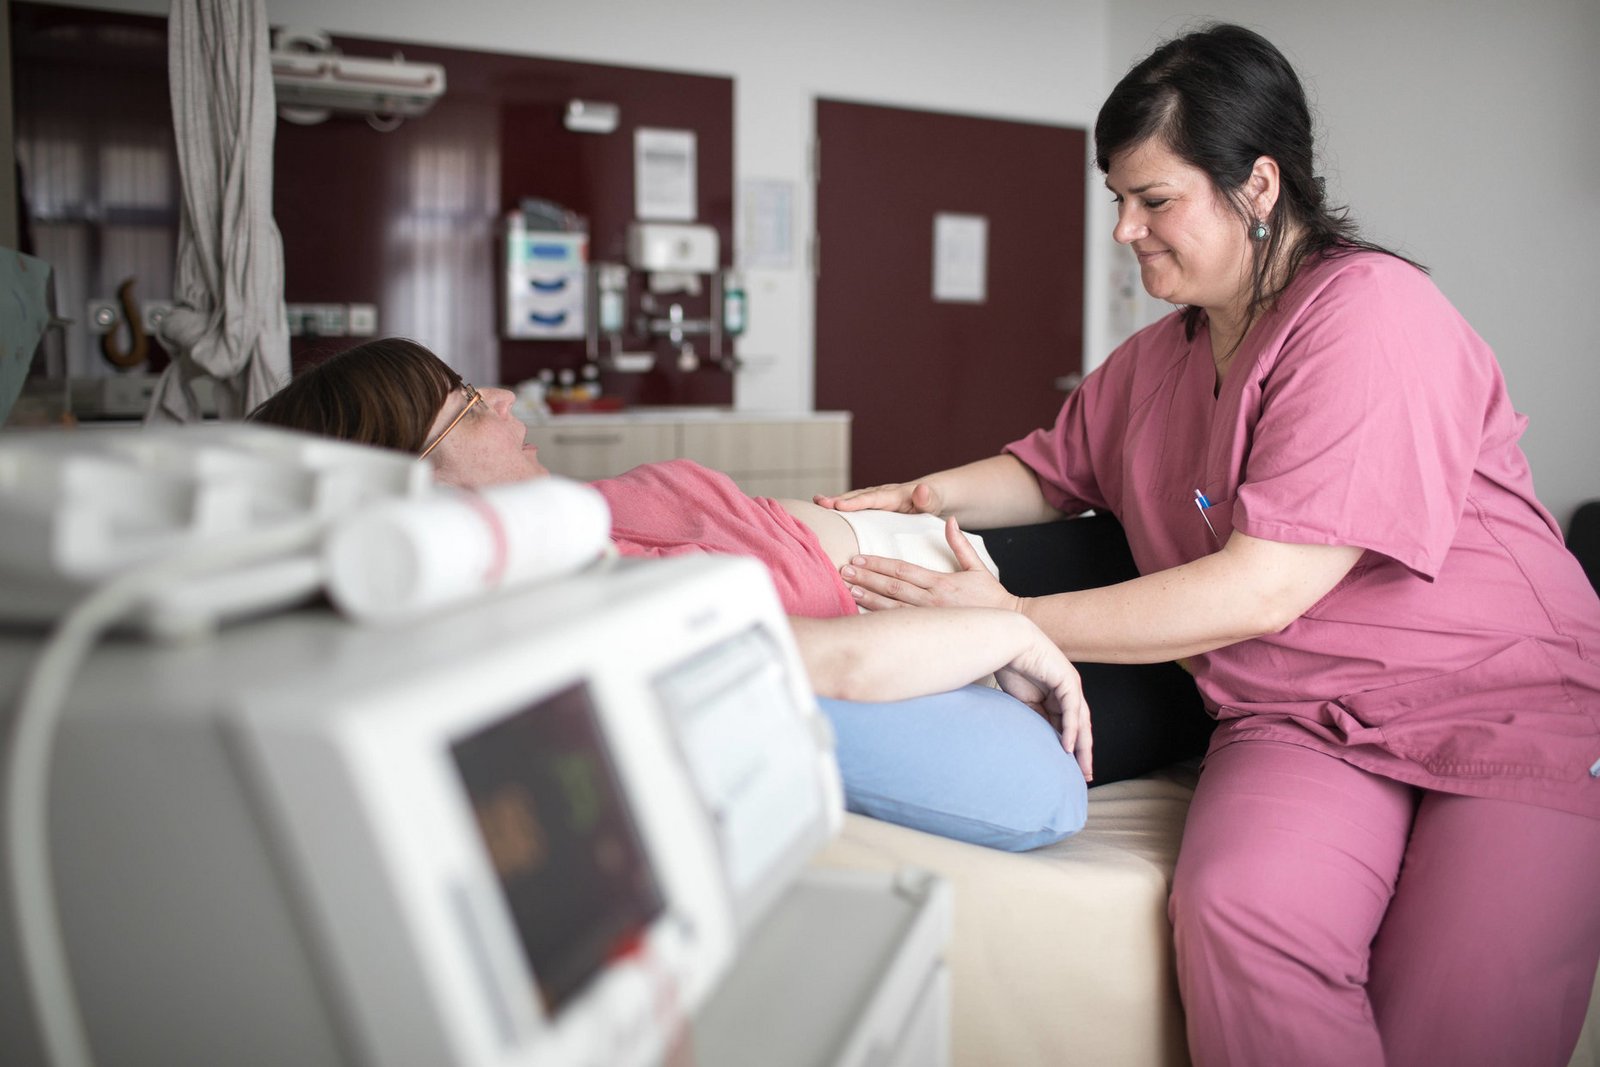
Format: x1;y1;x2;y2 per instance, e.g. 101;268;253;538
814;480;941;515
842;517;1016;612
996;630;1093;781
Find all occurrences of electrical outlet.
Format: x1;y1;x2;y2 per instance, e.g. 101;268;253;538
286;303;339;337
285;302;370;337
347;304;378;337
319;304;348;336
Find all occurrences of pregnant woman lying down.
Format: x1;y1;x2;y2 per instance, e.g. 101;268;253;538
249;337;1085;850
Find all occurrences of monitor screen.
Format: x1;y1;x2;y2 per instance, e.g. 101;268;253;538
653;626;822;906
451;681;664;1015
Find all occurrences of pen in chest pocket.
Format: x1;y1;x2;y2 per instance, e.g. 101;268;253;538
1194;489;1220;545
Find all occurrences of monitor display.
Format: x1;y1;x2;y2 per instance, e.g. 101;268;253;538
451;681;664;1015
654;626;822;906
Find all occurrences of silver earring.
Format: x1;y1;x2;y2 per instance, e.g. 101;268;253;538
1250;219;1270;241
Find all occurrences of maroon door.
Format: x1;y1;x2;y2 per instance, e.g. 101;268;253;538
815;99;1086;489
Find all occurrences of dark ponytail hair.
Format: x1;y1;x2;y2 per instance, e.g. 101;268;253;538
1095;23;1420;338
247;337;462;453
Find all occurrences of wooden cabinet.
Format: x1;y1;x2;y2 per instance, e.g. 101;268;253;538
522;413;851;499
524;423;676;481
678;419;850;499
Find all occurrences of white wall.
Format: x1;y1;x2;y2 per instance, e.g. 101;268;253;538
30;0;1600;523
1108;0;1600;526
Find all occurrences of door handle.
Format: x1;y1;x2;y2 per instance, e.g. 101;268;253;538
1053;373;1083;393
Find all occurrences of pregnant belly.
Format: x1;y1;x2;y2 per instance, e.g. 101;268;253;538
776;498;860;569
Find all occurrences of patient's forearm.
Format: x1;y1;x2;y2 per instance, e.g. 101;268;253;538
792;608;1041;702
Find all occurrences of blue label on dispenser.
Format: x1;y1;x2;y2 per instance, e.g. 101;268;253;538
527;241;578;262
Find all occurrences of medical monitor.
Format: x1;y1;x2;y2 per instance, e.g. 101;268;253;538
0;553;843;1067
451;680;666;1017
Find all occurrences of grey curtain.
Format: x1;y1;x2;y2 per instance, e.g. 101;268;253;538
147;0;288;423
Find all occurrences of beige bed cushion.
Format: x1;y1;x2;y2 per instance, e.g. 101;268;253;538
811;764;1198;1067
1582;982;1600;1067
811;761;1600;1067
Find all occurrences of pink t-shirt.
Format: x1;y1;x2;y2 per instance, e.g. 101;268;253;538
1007;250;1600;818
592;458;857;618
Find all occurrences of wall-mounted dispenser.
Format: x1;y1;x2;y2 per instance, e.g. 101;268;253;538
503;211;587;340
628;222;719;274
593;263;629;337
624;222;741;373
587;262;654;373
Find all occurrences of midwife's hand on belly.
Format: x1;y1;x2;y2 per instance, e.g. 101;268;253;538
841;517;1019;613
813;480;942;515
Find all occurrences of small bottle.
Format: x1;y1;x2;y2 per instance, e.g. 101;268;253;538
515;378;550;421
722;271;747;336
596;264;628;334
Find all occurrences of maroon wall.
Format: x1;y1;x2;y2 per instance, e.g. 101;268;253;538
11;3;736;405
815;99;1086;488
273;32;736;404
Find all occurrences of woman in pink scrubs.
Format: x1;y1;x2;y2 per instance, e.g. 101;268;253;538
819;23;1600;1067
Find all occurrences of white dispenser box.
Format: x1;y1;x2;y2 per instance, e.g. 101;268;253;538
627;222;719;274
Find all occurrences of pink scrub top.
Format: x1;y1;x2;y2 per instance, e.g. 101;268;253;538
592;458;858;619
1007;250;1600;818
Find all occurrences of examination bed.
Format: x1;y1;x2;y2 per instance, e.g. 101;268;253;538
810;512;1600;1067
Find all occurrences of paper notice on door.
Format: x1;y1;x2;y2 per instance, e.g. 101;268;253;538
635;128;698;221
933;213;988;303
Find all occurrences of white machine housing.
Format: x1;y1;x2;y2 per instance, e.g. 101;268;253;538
0;423;429;631
0;554;845;1067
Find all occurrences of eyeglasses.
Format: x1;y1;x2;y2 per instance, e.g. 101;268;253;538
419;383;483;459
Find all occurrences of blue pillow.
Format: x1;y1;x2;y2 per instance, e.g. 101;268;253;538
816;684;1087;851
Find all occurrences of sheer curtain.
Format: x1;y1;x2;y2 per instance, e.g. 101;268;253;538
383;104;499;388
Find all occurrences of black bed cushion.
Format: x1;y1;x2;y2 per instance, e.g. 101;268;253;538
975;512;1216;786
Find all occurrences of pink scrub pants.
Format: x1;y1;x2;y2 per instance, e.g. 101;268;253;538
1170;739;1600;1067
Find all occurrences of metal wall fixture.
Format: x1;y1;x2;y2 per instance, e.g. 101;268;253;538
564;99;620;134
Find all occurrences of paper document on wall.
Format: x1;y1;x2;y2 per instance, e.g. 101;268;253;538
636;128;698;221
933;213;988;303
740;179;795;269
